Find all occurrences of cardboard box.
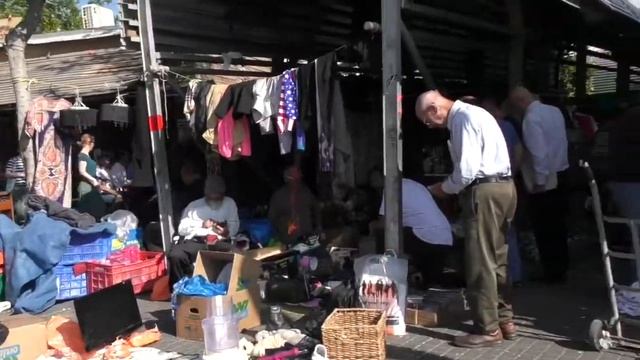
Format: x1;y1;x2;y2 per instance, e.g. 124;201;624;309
176;251;262;341
405;307;438;327
0;314;47;360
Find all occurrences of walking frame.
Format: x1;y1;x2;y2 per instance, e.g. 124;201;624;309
581;160;640;351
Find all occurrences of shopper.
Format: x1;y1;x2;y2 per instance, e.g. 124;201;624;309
4;152;27;193
415;90;517;348
76;134;108;219
482;97;524;285
168;175;239;286
268;166;321;244
109;151;132;190
377;178;453;286
509;86;569;284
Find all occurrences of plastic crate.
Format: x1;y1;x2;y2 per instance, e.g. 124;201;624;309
54;264;87;300
82;251;165;295
60;231;113;265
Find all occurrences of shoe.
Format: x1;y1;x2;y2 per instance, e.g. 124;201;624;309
453;330;503;348
500;321;518;340
311;344;328;360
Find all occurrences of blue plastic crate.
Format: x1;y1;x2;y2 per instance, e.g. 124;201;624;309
59;231;113;266
54;264;87;300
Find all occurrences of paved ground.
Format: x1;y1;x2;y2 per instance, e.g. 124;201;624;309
39;250;640;360
19;194;640;359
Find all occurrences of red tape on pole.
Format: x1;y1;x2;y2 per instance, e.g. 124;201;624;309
148;114;165;132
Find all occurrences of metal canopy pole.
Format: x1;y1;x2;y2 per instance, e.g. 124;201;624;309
137;0;174;253
382;0;403;253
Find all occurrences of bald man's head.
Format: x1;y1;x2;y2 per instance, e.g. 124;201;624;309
509;86;535;112
415;90;454;128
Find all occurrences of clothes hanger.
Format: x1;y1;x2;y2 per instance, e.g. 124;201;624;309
70;88;90;110
112;87;128;107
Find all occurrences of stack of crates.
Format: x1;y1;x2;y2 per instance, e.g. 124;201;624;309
54;230;113;300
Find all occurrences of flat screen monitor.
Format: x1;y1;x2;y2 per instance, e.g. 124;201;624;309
74;281;142;351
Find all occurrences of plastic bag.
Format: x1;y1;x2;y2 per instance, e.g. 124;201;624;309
173;275;228;297
171;275;229;317
46;316;88;359
102;210;138;240
354;251;408;336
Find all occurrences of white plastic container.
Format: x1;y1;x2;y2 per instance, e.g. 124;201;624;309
202;314;239;355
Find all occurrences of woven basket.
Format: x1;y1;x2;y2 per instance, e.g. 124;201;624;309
321;308;386;360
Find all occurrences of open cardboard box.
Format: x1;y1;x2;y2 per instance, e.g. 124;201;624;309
0;314;47;360
176;251;262;341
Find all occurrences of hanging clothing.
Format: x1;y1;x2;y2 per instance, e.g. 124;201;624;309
315;54;335;172
192;82;212;152
25;96;73;206
315;52;354;186
184;79;201;125
217;109;252;160
214;81;256;119
207;84;229;128
276;70;299;155
203;84;230;146
277;69;299;133
297;62;316;131
295;120;306;151
252;77;279;135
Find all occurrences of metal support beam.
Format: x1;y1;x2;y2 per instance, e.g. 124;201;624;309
137;0;174;254
616;58;630;97
506;0;525;88
382;0;403;253
575;42;587;98
400;21;436;89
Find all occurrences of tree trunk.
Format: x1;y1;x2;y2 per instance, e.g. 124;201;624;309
5;0;46;189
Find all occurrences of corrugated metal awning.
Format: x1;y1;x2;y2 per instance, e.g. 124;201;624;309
0;47;142;106
598;0;640;23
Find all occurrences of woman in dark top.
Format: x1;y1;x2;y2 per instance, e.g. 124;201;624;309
76;134;107;219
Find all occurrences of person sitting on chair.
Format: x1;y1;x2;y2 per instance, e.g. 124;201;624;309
168;175;239;287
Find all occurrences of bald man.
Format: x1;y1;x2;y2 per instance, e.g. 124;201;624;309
415;90;517;348
509;86;569;283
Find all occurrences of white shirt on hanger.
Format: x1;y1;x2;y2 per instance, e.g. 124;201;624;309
442;100;511;194
380;179;453;246
521;100;569;190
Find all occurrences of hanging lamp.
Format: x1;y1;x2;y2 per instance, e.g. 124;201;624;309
100;88;130;128
60;89;98;131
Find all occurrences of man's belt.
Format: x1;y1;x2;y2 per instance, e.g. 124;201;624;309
470;175;512;187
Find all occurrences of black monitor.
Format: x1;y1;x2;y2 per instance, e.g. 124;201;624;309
74;281;142;351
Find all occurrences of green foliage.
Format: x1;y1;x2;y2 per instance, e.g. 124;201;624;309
558;50;595;97
88;0;113;6
0;0;83;33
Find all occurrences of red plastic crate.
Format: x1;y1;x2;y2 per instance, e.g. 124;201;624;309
79;251;166;295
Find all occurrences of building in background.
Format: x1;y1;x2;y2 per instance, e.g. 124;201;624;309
81;4;115;29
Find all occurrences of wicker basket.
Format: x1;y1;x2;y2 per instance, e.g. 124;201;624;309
321;308;386;360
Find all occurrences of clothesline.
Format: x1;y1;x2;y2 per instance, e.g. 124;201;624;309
16;77;140;98
162;43;352;87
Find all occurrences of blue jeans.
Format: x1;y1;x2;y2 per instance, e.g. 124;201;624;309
507;225;523;283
